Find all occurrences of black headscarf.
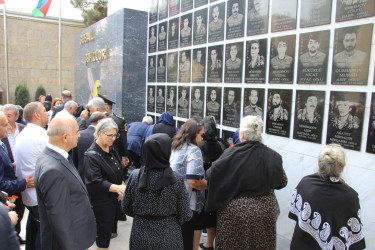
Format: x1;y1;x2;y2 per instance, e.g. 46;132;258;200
138;133;176;191
202;117;217;141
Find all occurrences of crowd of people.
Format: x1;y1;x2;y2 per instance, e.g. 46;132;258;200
0;90;366;250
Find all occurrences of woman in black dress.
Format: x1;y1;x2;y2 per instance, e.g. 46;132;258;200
84;118;125;249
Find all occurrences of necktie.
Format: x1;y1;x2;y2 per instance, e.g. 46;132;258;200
67;155;79;174
0;141;8;154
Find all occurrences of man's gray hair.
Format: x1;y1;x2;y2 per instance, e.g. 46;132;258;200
240;115;263;142
88;97;106;112
3;104;19;116
142;116;153;124
47;112;74;138
94;118;118;140
318;144;346;178
24;102;42;123
64;100;77;110
0;105;4;112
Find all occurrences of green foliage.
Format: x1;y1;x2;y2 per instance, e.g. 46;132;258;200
15;84;30;108
70;0;108;26
34;85;46;101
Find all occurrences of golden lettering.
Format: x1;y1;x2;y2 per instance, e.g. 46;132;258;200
84;45;109;65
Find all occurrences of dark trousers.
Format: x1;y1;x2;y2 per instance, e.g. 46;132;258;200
181;217;194;250
15;193;25;237
26;205;41;250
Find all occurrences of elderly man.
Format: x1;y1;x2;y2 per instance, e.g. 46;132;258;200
35;112;96;249
51;90;84;120
15;102;49;250
59;100;78;117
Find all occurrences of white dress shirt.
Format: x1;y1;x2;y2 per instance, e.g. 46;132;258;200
46;143;68;159
15;123;48;207
7;124;20;160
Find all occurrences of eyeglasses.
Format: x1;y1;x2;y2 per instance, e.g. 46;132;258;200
103;132;120;139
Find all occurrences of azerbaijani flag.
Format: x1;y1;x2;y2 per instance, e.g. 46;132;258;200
0;0;5;4
32;0;52;17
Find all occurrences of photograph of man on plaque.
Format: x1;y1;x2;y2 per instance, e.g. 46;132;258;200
247;0;269;36
192;47;206;83
166;86;177;116
222;130;235;146
178;86;190;118
266;89;292;138
156;86;166;113
336;0;375;22
293;90;325;143
208;3;225;42
159;0;168;20
226;0;245;39
193;8;208;45
168;18;179;49
191;86;205;120
179;50;191;83
149;0;158;24
297;31;329;85
225;42;243;83
195;0;208;8
181;0;193;12
223;87;241;128
300;0;332;28
206;87;222;124
243;88;264;119
207;45;223;83
149;26;157;53
366;93;375;153
180;13;192;47
148;56;156;82
245;39;267;83
326;91;366;151
271;0;297;32
169;0;180;17
157;54;166;82
167;52;178;82
158;22;167;51
147;86;156;112
269;35;295;84
332;24;373;85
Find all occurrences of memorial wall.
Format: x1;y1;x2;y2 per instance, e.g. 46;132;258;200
146;0;375;244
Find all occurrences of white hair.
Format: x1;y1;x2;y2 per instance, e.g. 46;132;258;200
64;100;77;110
94;118;118;140
240;115;263;142
142;116;153;124
3;104;19;116
88;97;106;112
318;144;346;178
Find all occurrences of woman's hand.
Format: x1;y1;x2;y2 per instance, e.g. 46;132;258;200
8;211;18;225
110;184;126;201
187;179;207;190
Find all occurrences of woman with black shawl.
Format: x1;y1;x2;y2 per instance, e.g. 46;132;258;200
122;133;192;249
289;144;365;249
205;115;288;249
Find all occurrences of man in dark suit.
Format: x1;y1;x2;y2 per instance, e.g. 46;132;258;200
34;113;96;249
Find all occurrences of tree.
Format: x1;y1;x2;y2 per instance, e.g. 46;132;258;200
34;85;46;101
70;0;108;26
15;83;30;108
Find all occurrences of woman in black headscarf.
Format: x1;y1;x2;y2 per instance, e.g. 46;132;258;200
122;133;192;249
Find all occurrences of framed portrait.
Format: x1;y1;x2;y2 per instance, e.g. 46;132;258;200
226;0;245;39
222;130;235;145
193;8;208;45
245;38;267;83
157;54;166;82
271;0;297;32
247;0;269;36
300;0;332;28
169;0;180;17
207;45;223;83
177;120;186;129
178;86;190;118
366;93;375;153
179;50;191;83
149;0;158;24
168;18;179;50
158;22;167;51
206;87;222;124
223;87;241;128
208;2;225;42
158;0;168;20
192;47;206;83
191;86;205;120
336;0;375;22
148;55;156;82
243;88;265;120
167;52;178;82
148;25;157;53
156;86;166;113
266;89;292;138
147;85;156;112
166;86;177;116
180;13;193;47
181;0;193;12
195;0;208;8
224;42;244;83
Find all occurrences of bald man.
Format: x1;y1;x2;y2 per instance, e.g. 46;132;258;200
34;113;96;249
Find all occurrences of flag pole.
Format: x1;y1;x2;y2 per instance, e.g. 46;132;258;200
3;2;9;103
58;0;62;95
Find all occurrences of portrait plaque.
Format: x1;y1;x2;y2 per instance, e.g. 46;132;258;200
159;0;168;20
332;24;373;85
195;0;208;8
271;0;297;32
193;8;208;45
180;13;192;47
226;0;245;39
177;120;185;129
293;90;325;143
336;0;375;22
224;42;244;83
169;0;180;17
181;0;193;12
191;86;205;120
326;91;366;151
207;45;223;83
210;0;218;2
158;22;168;51
149;0;158;24
245;38;267;83
223;87;241;128
147;85;156;112
155;115;160;124
156;86;166;113
297;30;330;85
166;86;177;116
266;89;292;138
206;87;222;124
192;47;206;83
247;0;269;36
167;52;178;82
269;35;296;84
157;54;166;82
148;55;156;82
243;88;265;119
178;86;190;118
208;2;225;43
222;130;235;145
148;25;157;53
300;0;332;28
179;50;191;83
366;93;375;153
168;18;179;50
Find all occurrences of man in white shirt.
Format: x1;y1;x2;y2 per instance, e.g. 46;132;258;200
15;102;49;250
58;100;78;117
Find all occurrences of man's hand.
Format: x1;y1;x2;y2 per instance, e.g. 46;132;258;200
80;110;89;121
122;157;130;167
8;211;18;225
25;174;34;188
